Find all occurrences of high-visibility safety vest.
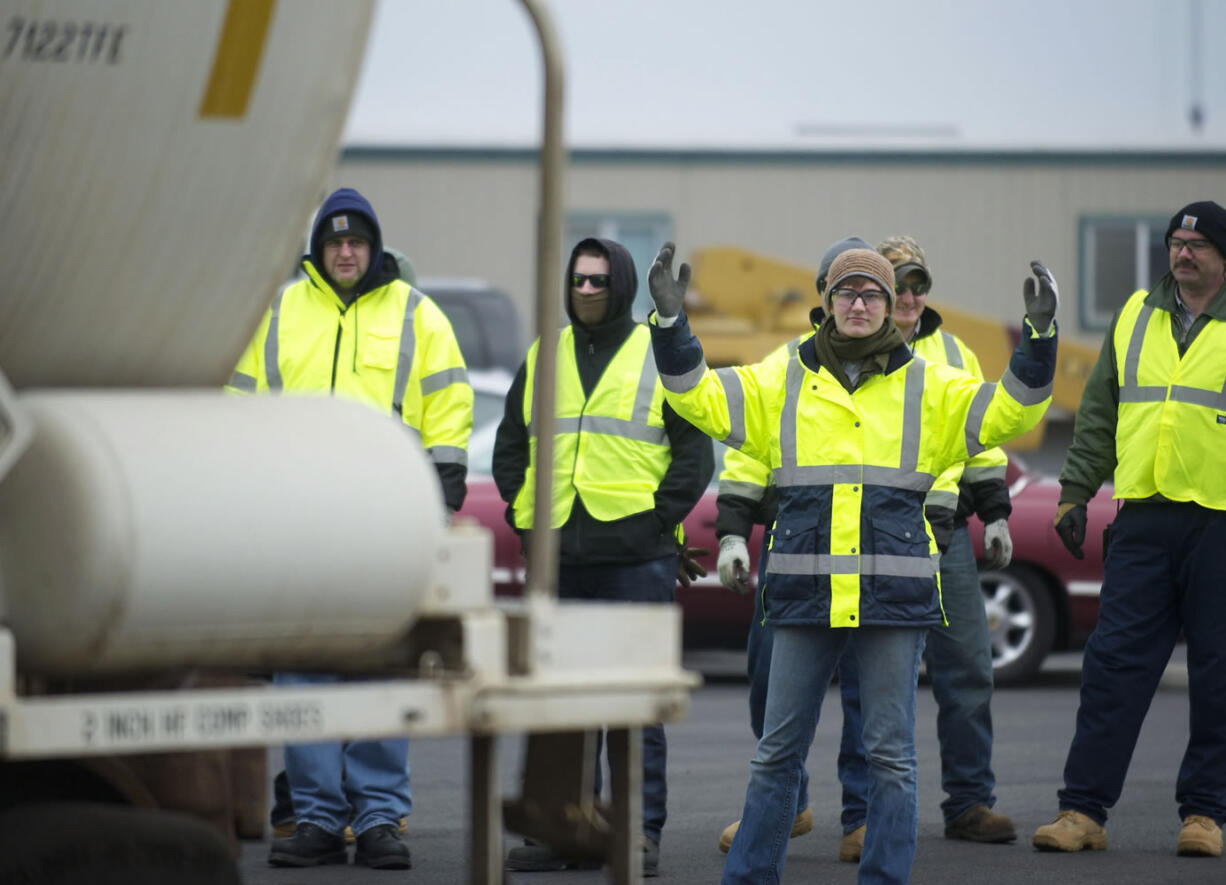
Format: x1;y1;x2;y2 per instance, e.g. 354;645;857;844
659;324;1053;629
1112;289;1226;509
226;261;472;468
514;325;671;529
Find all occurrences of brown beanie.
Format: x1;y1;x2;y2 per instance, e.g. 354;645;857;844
825;249;897;311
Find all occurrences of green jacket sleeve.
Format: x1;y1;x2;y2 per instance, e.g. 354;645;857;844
1058;318;1120;506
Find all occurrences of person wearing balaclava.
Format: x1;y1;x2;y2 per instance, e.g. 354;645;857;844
492;237;713;877
647;240;1059;885
228;187;473;870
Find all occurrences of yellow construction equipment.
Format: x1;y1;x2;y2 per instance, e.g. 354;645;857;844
684;246;1101;450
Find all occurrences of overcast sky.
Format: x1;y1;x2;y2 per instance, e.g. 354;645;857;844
343;0;1224;151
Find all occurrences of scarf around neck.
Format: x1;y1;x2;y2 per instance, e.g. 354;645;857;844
814;317;906;393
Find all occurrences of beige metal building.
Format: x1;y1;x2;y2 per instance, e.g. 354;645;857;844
332;146;1226;350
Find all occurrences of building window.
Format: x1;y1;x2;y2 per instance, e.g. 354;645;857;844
1079;216;1169;330
565;212;673;321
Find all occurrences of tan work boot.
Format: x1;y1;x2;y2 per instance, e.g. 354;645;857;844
839;824;865;862
1177;815;1222;857
718;806;813;853
945;805;1017;843
1033;810;1107;852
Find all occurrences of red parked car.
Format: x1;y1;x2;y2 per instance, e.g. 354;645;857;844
459;378;1111;685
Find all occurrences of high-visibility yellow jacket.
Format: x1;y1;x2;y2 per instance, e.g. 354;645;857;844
717;312;1010;542
652;312;1056;629
1111;288;1226;508
513;325;671;528
227;260;473;509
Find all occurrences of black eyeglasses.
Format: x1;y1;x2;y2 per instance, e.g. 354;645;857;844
896;282;930;297
571;273;611;289
830;287;888;308
1166;235;1214;254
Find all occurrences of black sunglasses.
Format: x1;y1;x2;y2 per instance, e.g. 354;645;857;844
571;273;611;289
895;282;930;296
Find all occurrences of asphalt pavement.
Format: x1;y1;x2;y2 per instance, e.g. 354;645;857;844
239;647;1218;884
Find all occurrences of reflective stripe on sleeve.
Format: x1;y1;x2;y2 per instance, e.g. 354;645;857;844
227;371;256;392
265;289;285;392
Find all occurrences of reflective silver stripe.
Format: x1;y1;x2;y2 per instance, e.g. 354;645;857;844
787;337;801;357
964;383;995;457
899;358;925;474
1168;385;1226;410
719;479;767;501
925;489;958;510
778;358;804;469
767;552;934;577
661;360;707;393
962;464;1007;483
773;463;933;491
392;287;423;416
421;366;469;396
265;289;284;392
227;371;256;392
580;415;668;445
941;331;963;369
1122;304;1152;390
716;367;746;449
1000;366;1052;406
1119;386;1168;403
633;345;659;423
428;445;468;466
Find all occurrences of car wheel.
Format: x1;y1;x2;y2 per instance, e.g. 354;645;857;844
979;564;1056;686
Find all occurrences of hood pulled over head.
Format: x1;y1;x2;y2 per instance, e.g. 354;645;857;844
309;188;385;295
564;237;638;328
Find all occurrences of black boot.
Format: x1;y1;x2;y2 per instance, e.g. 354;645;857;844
268;822;347;867
355;823;412;870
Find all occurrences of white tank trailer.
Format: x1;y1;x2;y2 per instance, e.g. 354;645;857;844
0;3;696;883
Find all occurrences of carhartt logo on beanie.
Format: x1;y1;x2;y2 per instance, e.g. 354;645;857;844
323;212;375;244
1166;201;1226;257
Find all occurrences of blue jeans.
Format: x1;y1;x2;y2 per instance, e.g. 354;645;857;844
275;672;412;836
839;525;996;827
745;530;811;814
723;624;925;885
1058;503;1226;825
558;554;677;845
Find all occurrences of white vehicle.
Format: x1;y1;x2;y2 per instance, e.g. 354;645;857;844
0;4;694;883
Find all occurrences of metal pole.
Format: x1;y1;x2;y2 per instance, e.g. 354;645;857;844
517;0;565;601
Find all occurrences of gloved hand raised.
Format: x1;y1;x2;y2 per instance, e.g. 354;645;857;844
648;241;690;320
1023;260;1059;334
717;534;751;594
1053;501;1086;560
982;518;1013;569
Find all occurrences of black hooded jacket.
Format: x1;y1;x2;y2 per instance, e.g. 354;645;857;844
492;238;713;566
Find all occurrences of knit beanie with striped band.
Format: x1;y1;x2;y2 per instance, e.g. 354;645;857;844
824;249;897;311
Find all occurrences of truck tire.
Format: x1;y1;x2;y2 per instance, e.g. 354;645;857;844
980;564;1057;686
0;802;240;885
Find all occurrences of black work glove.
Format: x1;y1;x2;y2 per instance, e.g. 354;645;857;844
1023;260;1059;334
1053;501;1086;560
648;241;690;319
677;544;709;589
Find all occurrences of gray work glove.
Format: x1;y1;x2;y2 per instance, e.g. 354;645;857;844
647;241;691;320
1023;260;1058;334
982;518;1013;569
717;534;751;594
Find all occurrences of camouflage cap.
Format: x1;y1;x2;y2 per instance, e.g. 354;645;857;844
876;235;932;287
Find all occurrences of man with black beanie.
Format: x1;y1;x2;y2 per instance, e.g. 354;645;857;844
1036;200;1226;859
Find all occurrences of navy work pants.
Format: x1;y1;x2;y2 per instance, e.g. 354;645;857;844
1058;502;1226;825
